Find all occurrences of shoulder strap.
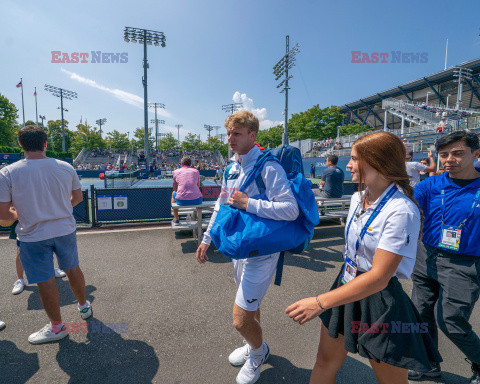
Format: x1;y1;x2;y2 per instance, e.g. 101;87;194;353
239;151;280;193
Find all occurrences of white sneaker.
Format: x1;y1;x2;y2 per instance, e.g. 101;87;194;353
54;268;66;278
28;324;68;344
12;279;25;295
229;340;251;366
78;300;92;320
236;342;270;384
0;320;5;330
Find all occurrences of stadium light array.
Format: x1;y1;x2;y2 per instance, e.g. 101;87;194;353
44;84;77;152
273;35;299;146
124;26;166;168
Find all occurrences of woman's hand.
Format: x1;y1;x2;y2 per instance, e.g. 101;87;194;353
285;297;323;325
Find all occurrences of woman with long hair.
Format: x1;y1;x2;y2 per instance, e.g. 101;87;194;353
286;132;441;384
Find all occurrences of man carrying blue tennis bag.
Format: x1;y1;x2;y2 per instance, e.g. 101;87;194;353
196;110;318;384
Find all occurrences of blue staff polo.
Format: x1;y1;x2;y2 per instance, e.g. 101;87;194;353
415;172;480;257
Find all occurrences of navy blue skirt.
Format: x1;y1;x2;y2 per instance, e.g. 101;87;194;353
320;268;442;372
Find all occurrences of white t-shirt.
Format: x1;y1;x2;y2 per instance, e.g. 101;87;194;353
406;161;427;187
344;184;421;279
0;158;82;242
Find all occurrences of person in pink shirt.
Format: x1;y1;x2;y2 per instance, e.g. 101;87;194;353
171;156;203;225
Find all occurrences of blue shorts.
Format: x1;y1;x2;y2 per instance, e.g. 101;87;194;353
18;231;79;284
173;192;203;206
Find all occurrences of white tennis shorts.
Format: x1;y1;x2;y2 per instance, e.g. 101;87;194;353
232;253;280;311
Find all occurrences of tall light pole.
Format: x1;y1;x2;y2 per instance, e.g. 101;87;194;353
204;124;219;140
124;26;166;169
151;118;165;150
45;84;77;152
222;103;243;158
453;66;473;110
39;115;46;130
96;118;106;137
175;124;183;142
222;103;243;115
148;102;165;150
204;125;214;139
273;35;300;146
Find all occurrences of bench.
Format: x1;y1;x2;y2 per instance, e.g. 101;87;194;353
171;201;216;245
171;195;354;245
315;195;352;225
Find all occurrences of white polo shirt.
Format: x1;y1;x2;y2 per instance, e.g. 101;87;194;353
345;184;421;279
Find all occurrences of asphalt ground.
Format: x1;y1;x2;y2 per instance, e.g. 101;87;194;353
0;223;478;384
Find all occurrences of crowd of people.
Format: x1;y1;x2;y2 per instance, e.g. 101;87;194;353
1;120;480;384
74;149;223;173
420;103;477;119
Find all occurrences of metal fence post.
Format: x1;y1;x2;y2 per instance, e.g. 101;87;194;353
90;184;97;227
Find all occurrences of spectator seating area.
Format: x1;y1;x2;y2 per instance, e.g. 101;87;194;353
74;149;224;171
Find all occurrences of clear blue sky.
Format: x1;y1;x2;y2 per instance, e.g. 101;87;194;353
1;0;479;142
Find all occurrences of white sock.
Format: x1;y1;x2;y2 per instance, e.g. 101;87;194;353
250;341;265;356
17;278;25;283
78;301;89;310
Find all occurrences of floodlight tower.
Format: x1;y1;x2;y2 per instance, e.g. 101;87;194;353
124;26;166;167
149;101;165;150
273;35;300;145
175;124;183;141
453;66;473;110
150;118;165;149
204;124;215;139
44;84;77;151
222;103;243;115
96;118;107;136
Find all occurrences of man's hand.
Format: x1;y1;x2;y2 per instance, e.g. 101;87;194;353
196;243;210;264
0;203;17;227
228;191;249;210
285;297;323;325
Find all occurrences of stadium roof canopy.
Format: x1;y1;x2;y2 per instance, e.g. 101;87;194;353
340;57;480;130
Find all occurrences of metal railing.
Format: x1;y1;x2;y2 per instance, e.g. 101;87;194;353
382;98;440;125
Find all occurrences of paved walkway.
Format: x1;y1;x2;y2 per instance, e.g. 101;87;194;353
0;224;477;383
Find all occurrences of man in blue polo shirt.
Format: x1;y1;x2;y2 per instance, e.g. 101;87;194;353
409;131;480;383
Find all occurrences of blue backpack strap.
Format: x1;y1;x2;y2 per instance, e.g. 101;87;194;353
239;151;279;193
255;173;266;195
274;251;285;286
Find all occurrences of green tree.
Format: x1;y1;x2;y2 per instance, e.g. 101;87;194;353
201;136;228;158
181;133;202;151
0;94;19;146
158;133;179;150
339;123;372;136
255;125;283;148
288;105;345;141
105;130;129;150
133;127;154;151
46;120;74;153
71;124;106;154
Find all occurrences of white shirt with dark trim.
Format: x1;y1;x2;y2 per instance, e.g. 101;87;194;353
345;184;421;279
202;145;299;246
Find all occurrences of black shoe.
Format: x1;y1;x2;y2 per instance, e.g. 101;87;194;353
467;360;480;384
408;363;441;381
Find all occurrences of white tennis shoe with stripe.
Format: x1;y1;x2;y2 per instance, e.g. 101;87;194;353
236;342;270;384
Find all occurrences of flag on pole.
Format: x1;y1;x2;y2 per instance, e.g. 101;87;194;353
34;90;37;96
16;80;22;88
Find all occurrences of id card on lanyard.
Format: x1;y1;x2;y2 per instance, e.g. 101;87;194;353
341;185;398;284
438;189;480;252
